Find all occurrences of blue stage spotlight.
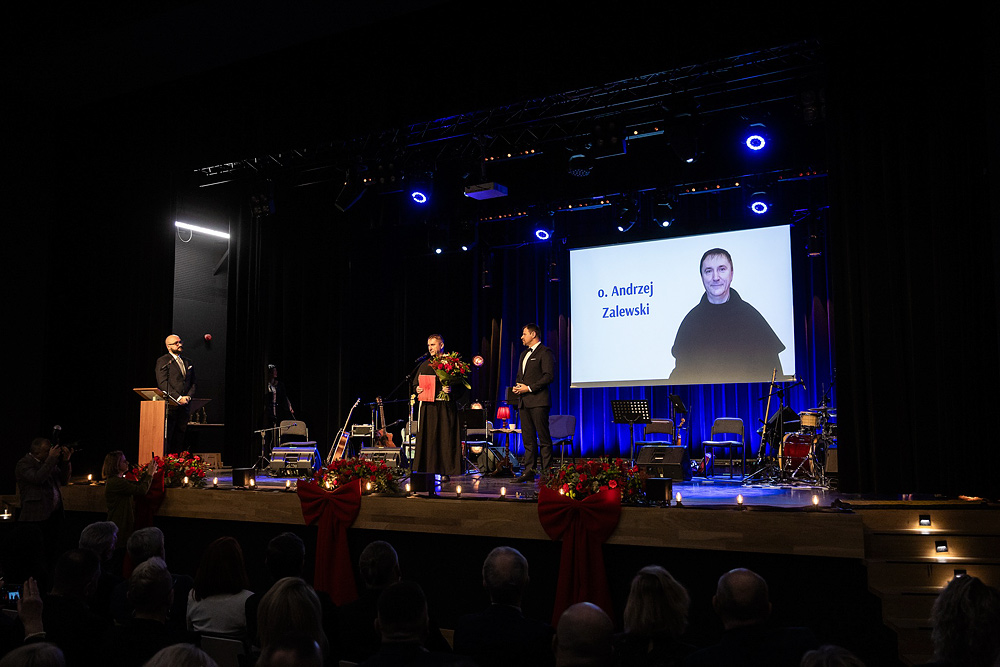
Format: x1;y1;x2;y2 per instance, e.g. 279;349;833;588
411;190;428;204
749;192;769;215
434;247;443;254
744;122;767;151
535;229;551;240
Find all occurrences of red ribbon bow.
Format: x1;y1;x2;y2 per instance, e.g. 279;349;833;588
537;485;621;625
297;478;362;605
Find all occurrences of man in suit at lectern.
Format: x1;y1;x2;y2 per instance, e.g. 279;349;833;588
155;334;196;454
512;323;555;483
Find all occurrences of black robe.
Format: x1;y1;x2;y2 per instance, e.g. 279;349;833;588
668;288;786;385
412;357;463;476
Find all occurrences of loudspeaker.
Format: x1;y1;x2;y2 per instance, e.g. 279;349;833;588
637;445;691;482
825;446;838;474
359;447;406;467
267;446;321;476
232;468;256;487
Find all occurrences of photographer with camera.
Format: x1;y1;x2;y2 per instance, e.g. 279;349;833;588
15;437;73;581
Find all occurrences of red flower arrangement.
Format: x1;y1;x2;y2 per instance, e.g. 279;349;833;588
151;451;212;488
428;352;472;401
311;456;402;495
541;458;646;503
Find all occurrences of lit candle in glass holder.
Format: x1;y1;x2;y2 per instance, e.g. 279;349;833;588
405;483;411;494
812;495;819;507
285;480;291;490
213;477;218;488
365;481;372;492
500;486;506;499
455;485;462;498
87;474;93;484
183;476;189;487
736;494;744;507
248;478;255;489
675;492;683;506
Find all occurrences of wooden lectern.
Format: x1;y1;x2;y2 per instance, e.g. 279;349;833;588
134;387;168;463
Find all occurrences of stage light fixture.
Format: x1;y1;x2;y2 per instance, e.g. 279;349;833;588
434;247;443;255
745;122;767;151
174;221;230;240
411;190;428;204
461;245;469;251
535;229;551;240
567;152;594;177
749;192;770;215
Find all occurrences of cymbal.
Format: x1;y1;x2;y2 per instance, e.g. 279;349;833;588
810;406;834;412
783;420;801;425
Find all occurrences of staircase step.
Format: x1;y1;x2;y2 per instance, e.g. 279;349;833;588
865;533;1000;559
855;507;1000;533
866;559;1000;591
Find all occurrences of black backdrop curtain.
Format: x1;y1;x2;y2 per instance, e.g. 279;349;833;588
827;23;999;498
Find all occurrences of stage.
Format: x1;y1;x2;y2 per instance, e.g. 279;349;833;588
5;469;949;561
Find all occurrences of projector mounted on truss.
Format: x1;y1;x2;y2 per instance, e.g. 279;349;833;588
464;182;509;200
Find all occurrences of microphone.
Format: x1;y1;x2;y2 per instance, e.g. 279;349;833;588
414;353;430;363
160;362;172;371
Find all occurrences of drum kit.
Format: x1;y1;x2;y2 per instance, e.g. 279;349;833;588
746;397;837;487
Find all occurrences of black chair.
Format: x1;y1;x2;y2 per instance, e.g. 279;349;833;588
701;418;745;479
549;414;577;465
636;419;674;446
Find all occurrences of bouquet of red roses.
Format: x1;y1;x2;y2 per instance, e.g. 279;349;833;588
153;451;212;488
541;458;646;503
312;456;401;494
428;352;472;401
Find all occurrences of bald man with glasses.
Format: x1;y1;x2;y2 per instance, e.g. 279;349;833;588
155;334;196;453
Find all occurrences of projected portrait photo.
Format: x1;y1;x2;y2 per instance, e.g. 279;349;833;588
668;247;786;385
569;226;796;388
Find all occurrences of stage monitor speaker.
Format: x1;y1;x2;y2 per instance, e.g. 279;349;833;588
636;445;691;482
825;446;838;474
359;446;406;468
471;444;514;475
232;468;256;487
267;446;321;477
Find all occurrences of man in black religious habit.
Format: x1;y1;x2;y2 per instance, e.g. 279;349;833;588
668;248;786;385
412;334;463;482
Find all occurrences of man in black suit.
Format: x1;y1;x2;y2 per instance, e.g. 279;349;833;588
453;546;554;667
155;334;196;454
513;323;555;482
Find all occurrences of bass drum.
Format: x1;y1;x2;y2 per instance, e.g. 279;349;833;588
781;432;814;471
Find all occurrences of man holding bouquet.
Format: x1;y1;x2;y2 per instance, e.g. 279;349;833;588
412;334;466;482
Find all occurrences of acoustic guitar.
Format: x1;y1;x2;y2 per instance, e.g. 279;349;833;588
374;396;396;448
327;398;360;463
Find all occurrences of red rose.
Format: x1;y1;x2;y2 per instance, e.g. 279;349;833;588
609;479;618;488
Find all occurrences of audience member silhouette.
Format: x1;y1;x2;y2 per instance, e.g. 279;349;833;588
919;574;1000;667
141;643;218;667
338;540;449;662
104;557;194;667
800;644;866;667
256;633;323;667
553;602;615;667
453;546;554;667
42;549;109;667
186;537;253;639
110;527;193;633
681;568;818;667
256;577;330;665
359;581;476;667
614;565;694;667
0;642;66;667
244;532;337;658
78;521;121;621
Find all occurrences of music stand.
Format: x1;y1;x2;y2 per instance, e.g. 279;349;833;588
611;399;652;464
